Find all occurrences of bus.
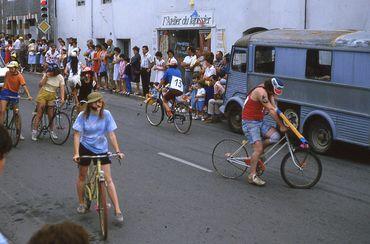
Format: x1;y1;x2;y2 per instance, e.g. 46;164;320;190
220;29;370;153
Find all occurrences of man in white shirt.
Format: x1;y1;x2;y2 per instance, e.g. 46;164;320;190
181;46;197;93
140;45;154;96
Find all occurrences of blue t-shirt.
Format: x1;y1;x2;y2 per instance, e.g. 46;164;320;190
162;67;182;85
72;109;117;154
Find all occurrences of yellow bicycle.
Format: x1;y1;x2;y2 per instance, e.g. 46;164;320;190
79;153;121;240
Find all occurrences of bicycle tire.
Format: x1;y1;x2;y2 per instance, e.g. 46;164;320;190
212;139;248;179
8;113;21;147
70;105;79;124
280;149;322;189
50;111;71;145
83;185;92;211
173;102;192;134
98;181;108;240
145;99;164;126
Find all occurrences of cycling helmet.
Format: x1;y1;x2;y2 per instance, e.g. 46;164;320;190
47;63;59;73
271;77;284;95
7;61;19;68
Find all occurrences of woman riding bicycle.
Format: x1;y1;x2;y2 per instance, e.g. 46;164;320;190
72;92;124;222
75;66;97;113
31;63;65;141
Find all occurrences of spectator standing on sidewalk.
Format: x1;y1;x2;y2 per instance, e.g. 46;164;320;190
105;39;115;91
112;47;122;93
45;44;60;65
28;39;37;72
203;52;217;105
191;48;204;78
181;46;197;93
153;51;165;85
130;46;141;95
84;40;94;67
4;40;13;64
13;36;22;62
92;44;102;89
166;49;176;67
140;45;154;96
122;56;132;96
99;44;109;90
214;51;224;76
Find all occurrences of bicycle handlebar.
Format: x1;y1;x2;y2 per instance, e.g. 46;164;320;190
78;153;121;159
276;108;309;149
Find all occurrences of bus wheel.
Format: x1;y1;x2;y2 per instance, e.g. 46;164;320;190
307;120;332;154
228;105;242;133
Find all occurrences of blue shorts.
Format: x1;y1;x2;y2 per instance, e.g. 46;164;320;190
242;119;273;144
196;100;205;112
0;89;19;103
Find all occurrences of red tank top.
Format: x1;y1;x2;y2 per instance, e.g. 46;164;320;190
242;86;266;121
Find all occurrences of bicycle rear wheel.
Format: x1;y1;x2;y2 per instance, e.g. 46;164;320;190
31;114;44;139
8;114;21;147
173;103;192;134
50;112;71;145
212;139;248;179
280;149;322;189
98;181;108;240
145;99;164;126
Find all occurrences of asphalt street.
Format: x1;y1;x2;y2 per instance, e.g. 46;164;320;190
0;73;369;244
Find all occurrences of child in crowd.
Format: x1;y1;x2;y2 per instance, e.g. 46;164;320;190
194;82;206;120
118;54;126;95
123;56;132;96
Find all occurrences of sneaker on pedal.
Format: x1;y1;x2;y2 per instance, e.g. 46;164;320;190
77;204;87;214
19;134;25;140
50;131;58;140
167;115;174;123
247;174;266;186
31;130;38;141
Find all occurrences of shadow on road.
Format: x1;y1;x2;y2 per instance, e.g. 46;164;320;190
326;142;370;164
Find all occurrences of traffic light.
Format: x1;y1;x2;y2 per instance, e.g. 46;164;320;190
40;0;48;19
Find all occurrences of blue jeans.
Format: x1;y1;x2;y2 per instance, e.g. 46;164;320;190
242;120;273;144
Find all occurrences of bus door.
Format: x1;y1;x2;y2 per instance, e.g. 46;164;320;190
224;47;249;102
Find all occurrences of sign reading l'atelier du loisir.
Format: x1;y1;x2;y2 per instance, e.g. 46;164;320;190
160;10;214;28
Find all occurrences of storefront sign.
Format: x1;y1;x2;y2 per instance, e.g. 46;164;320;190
160;10;214;28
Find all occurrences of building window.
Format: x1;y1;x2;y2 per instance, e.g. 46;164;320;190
77;0;85;6
254;46;275;74
232;49;247;73
102;0;112;4
306;49;332;81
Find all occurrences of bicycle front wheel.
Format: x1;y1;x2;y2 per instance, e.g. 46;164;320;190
173;103;192;134
70;105;79;124
212;139;248;179
50;112;71;145
8;114;21;147
280;149;322;189
98;181;108;240
145;99;164;126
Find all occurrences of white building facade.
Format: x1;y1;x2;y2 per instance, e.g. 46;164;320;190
56;0;370;58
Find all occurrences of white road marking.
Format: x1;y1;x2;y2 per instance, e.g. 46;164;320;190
158;152;213;173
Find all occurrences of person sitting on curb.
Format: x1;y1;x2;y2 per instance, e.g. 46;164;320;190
204;72;227;123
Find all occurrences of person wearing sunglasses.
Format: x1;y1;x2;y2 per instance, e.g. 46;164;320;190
241;77;288;186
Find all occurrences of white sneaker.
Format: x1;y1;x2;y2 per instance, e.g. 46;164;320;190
50;131;58;140
31;130;38;141
247;174;266;186
19;134;25;140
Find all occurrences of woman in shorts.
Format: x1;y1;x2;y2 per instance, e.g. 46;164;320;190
72;92;124;222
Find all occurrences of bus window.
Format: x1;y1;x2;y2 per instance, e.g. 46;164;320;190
254;46;275;74
231;50;247;73
306;50;332;81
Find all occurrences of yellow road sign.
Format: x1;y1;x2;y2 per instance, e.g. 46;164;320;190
38;20;51;34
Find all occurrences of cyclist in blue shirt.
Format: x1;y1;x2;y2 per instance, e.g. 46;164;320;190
159;59;184;121
72;92;125;222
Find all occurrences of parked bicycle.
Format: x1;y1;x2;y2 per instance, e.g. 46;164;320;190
79;153;121;240
3;96;22;147
31;98;71;145
212;109;322;188
145;90;192;134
